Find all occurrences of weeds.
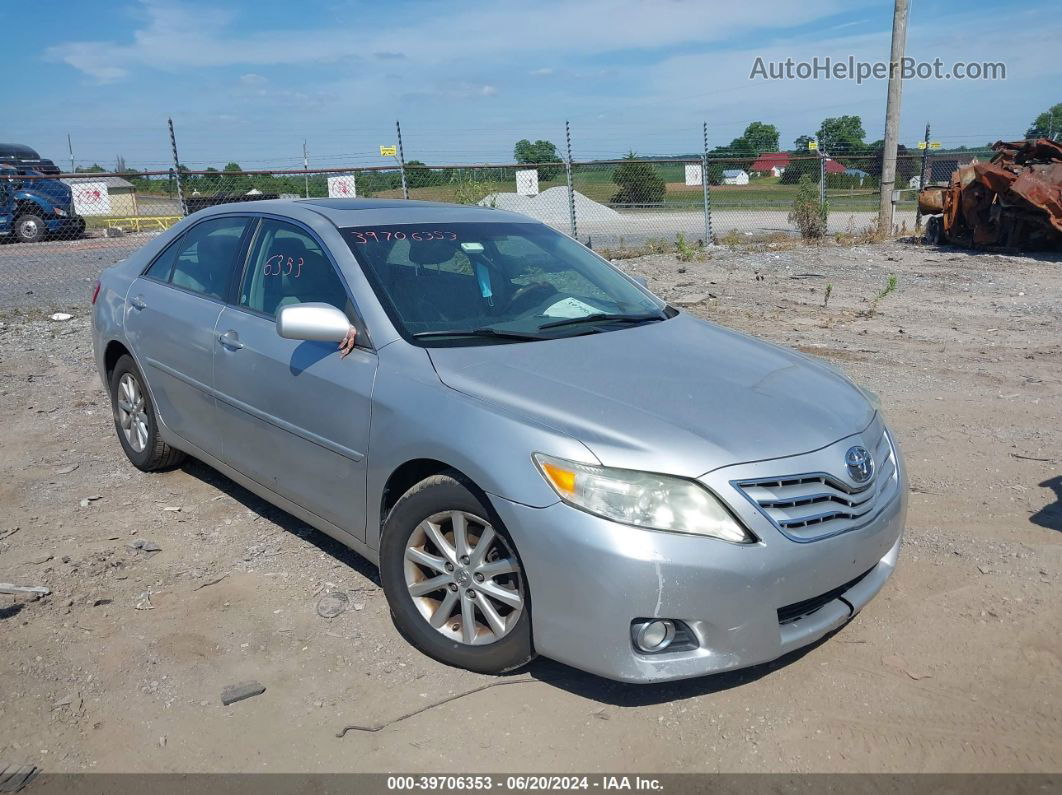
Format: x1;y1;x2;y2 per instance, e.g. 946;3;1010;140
720;229;743;247
863;273;898;317
675;232;699;262
453;178;495;205
823;283;833;308
788;174;828;241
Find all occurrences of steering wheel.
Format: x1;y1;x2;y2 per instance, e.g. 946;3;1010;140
500;281;559;315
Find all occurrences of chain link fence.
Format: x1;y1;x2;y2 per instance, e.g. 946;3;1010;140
1;152;921;309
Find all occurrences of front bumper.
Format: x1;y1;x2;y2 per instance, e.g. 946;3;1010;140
48;215;86;237
490;426;907;683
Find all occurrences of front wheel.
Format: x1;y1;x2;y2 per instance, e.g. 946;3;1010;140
380;473;534;674
15;213;46;243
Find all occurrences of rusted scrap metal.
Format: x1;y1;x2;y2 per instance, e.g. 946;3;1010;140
919;137;1062;250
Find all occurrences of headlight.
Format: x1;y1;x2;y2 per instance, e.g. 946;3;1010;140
533;453;754;543
53;207;67;217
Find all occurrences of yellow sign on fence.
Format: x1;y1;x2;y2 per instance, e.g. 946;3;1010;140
807;140;818;151
379;145;397;157
929;141;942;150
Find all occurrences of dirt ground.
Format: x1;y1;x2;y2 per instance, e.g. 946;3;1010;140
0;238;1059;774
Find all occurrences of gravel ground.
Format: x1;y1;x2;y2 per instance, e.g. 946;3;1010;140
0;238;1059;774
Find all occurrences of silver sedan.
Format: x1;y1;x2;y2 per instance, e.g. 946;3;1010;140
92;198;906;682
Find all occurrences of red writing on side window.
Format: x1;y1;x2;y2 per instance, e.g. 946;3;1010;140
351;230;457;243
264;253;303;278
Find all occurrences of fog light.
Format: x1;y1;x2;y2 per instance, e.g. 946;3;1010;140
634;619;675;652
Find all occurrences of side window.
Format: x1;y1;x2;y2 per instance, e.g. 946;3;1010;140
239;220;350;318
168;217;251;300
143;237;180;281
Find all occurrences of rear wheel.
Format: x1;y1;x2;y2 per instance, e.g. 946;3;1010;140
380;473;534;673
15;213;45;243
109;354;186;471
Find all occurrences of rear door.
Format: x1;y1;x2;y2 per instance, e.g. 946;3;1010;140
124;215;253;458
213;217;376;538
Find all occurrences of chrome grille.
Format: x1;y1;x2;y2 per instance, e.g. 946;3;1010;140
733;429;898;542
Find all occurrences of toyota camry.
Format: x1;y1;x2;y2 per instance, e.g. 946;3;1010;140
92;198;907;682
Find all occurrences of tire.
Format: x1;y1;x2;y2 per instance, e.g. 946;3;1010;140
925;215;943;245
380;472;534;674
109;354;186;472
15;213;46;243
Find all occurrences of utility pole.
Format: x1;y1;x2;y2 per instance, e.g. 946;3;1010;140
395;120;408;200
914;122;931;231
878;0;909;234
67;133;75;173
303;139;310;198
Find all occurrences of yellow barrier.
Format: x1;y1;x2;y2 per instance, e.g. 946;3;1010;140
105;216;182;233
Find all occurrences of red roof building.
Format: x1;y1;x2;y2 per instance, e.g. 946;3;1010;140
750;152;790;172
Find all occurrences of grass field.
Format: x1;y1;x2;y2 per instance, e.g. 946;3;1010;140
384;175;913;212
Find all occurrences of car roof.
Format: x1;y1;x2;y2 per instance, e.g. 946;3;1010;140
190;197;541;228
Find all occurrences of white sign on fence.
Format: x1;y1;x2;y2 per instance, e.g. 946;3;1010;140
327;175;357;198
516;169;539;197
69;182;111;216
684;164;702;186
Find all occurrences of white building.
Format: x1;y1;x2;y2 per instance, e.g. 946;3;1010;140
721;169;749;186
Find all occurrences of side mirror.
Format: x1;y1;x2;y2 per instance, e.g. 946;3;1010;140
276;302;351;343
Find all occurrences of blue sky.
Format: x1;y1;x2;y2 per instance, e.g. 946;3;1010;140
3;0;1059;171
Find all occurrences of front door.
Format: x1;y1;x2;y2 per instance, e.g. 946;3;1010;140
124;215;252;458
0;177;11;236
213;218;375;538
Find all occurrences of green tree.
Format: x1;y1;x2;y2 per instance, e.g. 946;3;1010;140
1026;102;1062;139
513;139;562;180
610;152;665;205
221;162;249;193
816;115;866;155
792;134;816;152
868;144;918;183
405;159;442;189
75;163;105;173
742;121;780;154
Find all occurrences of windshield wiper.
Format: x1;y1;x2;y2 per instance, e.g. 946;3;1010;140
537;312;667;330
413;327;547;341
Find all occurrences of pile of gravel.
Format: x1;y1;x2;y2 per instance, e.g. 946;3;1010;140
481;186;622;225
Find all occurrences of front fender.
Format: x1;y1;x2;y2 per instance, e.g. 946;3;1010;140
365;342;596;551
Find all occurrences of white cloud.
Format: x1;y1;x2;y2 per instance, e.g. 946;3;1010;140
47;0;856;81
530;68;554;76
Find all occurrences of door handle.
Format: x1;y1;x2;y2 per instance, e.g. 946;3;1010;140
218;330;244;350
129;295;146;310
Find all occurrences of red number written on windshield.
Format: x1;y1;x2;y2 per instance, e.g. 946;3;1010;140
350;230;457;243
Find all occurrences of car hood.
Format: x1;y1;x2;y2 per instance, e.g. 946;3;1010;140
427;312;875;477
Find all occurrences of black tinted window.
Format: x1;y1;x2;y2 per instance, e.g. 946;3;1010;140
168;217;251;300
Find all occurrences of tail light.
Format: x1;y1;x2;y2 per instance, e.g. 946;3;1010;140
91;280;101;305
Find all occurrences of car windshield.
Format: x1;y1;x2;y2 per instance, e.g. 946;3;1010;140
343;222;667;345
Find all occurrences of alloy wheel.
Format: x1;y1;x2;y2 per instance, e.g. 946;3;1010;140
117;373;149;453
403;510;524;645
